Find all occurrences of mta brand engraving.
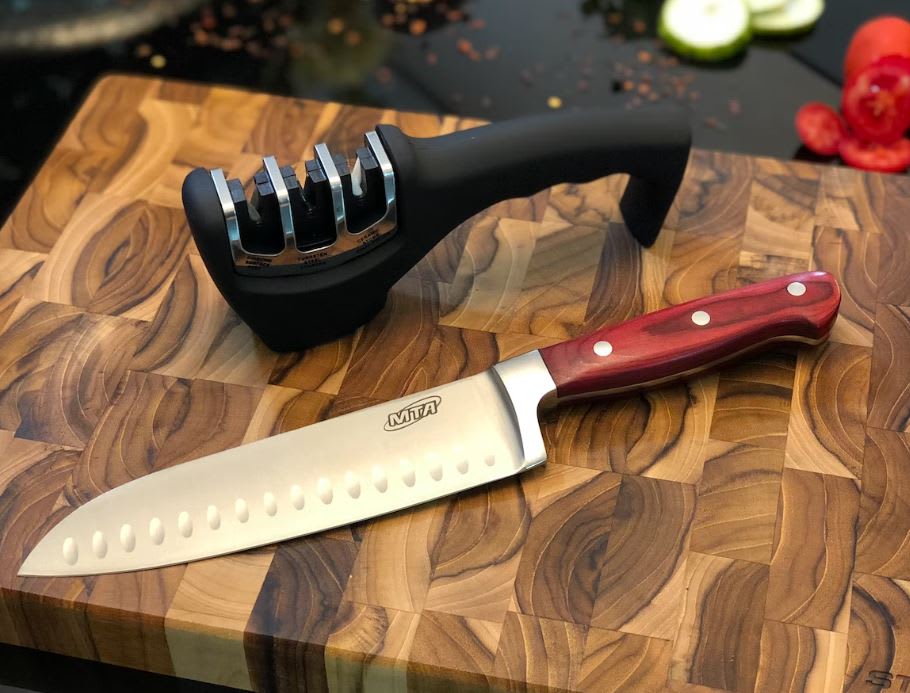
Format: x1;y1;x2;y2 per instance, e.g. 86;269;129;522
384;396;441;431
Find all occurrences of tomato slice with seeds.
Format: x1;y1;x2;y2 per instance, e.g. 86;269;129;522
795;102;847;155
839;135;910;173
842;55;910;144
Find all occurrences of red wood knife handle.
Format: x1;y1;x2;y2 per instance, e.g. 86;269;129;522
539;271;840;402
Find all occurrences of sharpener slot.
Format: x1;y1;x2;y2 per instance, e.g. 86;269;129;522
215;130;398;275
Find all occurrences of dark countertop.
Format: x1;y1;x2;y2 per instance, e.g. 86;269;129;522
0;0;848;225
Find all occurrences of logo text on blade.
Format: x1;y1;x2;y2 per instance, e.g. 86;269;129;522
384;396;442;431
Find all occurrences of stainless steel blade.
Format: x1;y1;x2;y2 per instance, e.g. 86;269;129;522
20;351;556;576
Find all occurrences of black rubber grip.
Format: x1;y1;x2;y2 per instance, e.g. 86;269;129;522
376;106;691;248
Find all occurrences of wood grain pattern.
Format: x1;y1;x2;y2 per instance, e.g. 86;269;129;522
844;574;910;693
664;229;741;306
811;226;882;347
84;564;186;675
855;428;910;580
673;150;752;237
439;218;605;339
0;148;109;253
670;552;769;692
753;621;847;693
424;480;529;623
765;469;859;633
245;97;336;163
407;610;502;691
868;303;910;432
0;76;908;691
689;440;784;564
492;611;587;692
709;375;793;450
512;471;620;625
344;499;446;613
541;376;718;485
244;536;358;693
591;475;694;640
324;601;419;692
877;176;910;306
814;166;888;235
164;549;274;690
131;255;277;387
0;250;44;333
268;331;359;395
576;627;672;693
785;342;872;478
740;167;818;274
27;195;190;321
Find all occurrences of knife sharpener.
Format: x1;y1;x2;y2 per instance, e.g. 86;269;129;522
182;107;691;351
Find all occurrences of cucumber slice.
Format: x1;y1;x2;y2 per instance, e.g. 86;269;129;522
746;0;786;13
659;0;752;62
751;0;824;36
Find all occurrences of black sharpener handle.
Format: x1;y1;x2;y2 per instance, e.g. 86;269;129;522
183;107;691;352
377;106;691;249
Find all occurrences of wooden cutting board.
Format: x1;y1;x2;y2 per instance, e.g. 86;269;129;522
0;74;908;693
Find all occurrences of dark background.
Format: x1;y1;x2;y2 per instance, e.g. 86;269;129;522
0;0;906;691
6;0;899;226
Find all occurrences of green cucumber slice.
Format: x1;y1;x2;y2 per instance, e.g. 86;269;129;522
659;0;752;62
751;0;824;36
746;0;786;13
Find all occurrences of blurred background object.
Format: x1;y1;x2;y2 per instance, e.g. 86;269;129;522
0;0;207;53
0;0;905;222
794;14;910;172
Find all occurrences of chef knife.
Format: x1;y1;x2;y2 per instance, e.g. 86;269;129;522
19;271;840;577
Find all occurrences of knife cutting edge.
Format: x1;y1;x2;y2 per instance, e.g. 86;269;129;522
19;271;840;577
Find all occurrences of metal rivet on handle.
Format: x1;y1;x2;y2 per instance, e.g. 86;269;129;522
593;340;613;357
63;537;78;565
787;281;807;296
691;310;710;326
457;459;469;474
263;492;278;516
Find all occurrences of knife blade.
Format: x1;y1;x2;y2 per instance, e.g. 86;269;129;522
19;271;840;576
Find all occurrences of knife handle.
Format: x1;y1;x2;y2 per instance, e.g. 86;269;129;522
538;271;840;402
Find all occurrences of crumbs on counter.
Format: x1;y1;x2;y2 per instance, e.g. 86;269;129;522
127;0;732;128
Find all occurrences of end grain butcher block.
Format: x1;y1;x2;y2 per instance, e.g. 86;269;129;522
0;75;908;693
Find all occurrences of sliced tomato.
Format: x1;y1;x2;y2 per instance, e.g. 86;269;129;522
795;102;847;155
842;55;910;144
839;135;910;173
844;16;910;83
